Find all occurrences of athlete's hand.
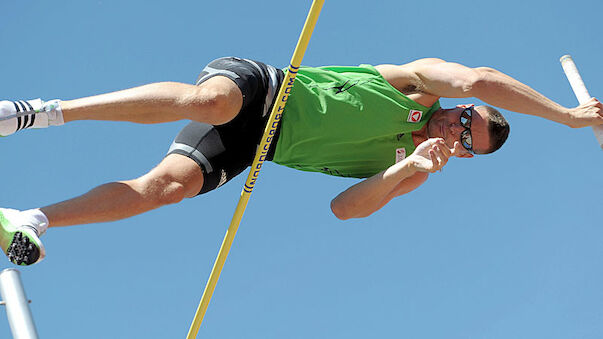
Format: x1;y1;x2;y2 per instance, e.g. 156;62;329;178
566;97;603;128
407;138;463;173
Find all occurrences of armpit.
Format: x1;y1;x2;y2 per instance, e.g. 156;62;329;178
400;84;421;95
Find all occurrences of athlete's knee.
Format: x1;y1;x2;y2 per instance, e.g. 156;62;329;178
136;174;187;208
195;89;235;124
184;77;243;125
155;180;187;206
136;154;204;208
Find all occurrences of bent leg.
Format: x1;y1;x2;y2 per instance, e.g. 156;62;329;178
61;76;243;125
41;154;203;227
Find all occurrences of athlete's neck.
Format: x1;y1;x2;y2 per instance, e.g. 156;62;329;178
412;124;429;147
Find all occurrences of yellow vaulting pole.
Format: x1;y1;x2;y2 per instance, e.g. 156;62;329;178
186;1;324;338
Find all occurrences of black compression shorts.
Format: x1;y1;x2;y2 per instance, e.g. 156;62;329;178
166;57;284;195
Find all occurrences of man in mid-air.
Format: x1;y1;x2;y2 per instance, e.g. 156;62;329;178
0;56;601;265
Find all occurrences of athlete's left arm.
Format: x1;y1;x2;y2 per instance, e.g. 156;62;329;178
378;59;603;128
330;163;428;220
330;138;458;220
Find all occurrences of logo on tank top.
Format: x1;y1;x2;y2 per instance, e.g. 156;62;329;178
322;79;375;94
395;148;406;163
407;109;423;123
329;80;359;94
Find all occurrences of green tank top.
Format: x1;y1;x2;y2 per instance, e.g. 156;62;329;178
272;64;440;178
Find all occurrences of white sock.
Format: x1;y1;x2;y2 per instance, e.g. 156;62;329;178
0;98;64;136
19;209;50;236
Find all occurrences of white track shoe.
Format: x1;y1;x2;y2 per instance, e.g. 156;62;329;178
0;99;63;137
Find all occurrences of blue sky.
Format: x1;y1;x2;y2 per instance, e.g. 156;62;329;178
1;0;602;338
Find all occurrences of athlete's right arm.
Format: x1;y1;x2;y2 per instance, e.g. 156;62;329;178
330;139;457;220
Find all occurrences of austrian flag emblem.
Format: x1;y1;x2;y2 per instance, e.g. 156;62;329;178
395;148;406;163
407;109;423;123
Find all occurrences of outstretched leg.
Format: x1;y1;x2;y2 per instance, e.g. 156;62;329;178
43;154;204;227
0;76;243;136
61;77;243;125
0;154;204;265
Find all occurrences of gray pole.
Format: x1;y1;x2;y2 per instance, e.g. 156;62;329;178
0;269;39;339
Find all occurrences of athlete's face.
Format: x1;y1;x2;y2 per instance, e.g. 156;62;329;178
426;105;491;156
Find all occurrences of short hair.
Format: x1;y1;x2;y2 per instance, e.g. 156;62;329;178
479;106;510;154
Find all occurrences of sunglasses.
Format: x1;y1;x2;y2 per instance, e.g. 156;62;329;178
460;107;474;153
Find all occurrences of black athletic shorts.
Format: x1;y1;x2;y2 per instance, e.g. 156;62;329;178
166;57;285;195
